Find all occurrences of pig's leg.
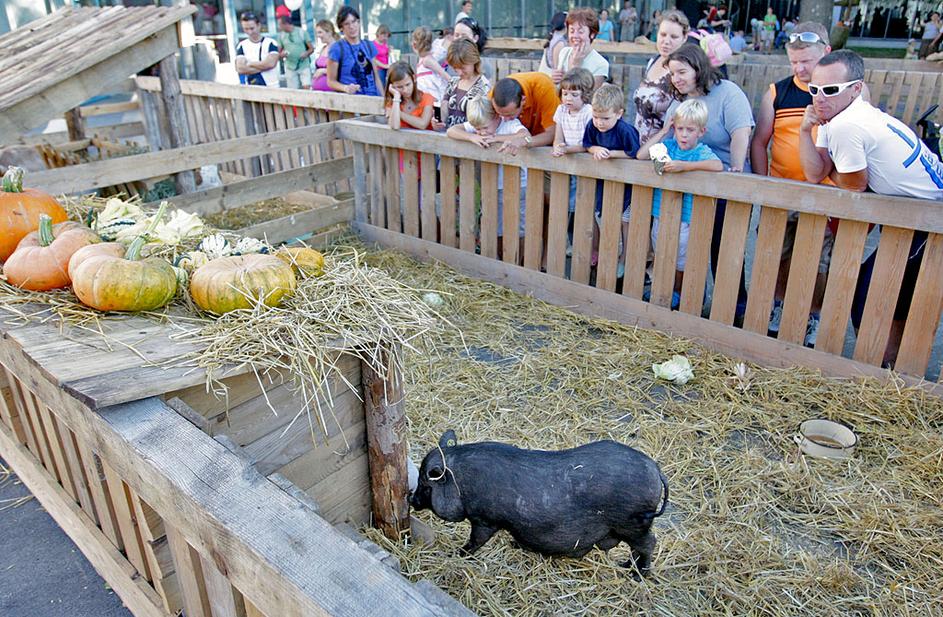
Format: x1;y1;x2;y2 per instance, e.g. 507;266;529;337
621;530;656;574
460;520;498;555
595;535;620;551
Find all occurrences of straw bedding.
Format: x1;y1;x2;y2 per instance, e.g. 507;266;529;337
358;248;943;617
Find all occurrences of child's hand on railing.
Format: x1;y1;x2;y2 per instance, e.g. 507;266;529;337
431;119;446;131
662;160;686;173
552;142;567;157
467;133;492;148
589;146;611;160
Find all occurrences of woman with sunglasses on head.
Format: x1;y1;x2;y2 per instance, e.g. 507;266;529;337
666;43;754;318
327;6;381;96
454;17;494;82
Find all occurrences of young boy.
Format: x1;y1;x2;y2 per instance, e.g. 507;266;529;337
446;96;529;240
582;83;641;269
551;68;595;212
637;98;722;308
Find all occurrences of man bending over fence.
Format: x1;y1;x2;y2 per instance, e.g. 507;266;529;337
799;49;943;367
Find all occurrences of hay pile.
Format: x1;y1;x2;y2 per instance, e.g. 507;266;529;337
201;197;315;230
359;248;943;617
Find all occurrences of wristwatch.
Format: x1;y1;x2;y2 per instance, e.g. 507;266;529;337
523;136;533;146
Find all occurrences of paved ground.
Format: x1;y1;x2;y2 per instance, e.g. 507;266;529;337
0;457;132;617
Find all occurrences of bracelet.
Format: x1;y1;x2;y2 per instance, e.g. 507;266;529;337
727;167;743;173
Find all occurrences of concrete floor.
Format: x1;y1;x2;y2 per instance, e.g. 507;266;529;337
0;457;131;617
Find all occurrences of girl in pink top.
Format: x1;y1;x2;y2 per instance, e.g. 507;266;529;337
373;24;392;88
311;19;338;91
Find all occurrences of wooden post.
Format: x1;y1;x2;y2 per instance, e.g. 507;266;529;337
158;53;197;194
361;345;410;541
64;108;86;141
352;142;369;223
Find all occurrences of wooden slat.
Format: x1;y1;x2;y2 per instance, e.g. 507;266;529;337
459;159;477;253
439;156;458;248
200;552;246;617
74;440;124;550
743;207;788;333
651;190;683;308
885;72;906;119
19;387;59;480
2;369;43;465
853;226;914;365
709;201;752;325
816;219;870;354
262;105;283;172
37;403;80;500
420;153;438;243
522;170;545;270
779;213;828;345
101;460;152;580
131;491;182;615
570;176;597;285
901;72;924;125
369;146;385;227
622;185;654;299
480;163;499;258
545;172;570;277
384;147;402;233
596;181;624;293
501;166;522;265
402;153;421;238
53;416;98;524
896;233;943;376
0;375;26;445
166;526;212;617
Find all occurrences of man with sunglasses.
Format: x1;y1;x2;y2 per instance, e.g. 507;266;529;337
751;23;839;346
235;12;281;88
800;49;943;367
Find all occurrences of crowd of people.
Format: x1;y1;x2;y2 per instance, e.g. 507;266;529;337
235;4;943;367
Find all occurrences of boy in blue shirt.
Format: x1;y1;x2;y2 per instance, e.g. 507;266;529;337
637;98;722;308
581;84;641;269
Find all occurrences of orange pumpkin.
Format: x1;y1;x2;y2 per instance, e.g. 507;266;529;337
0;167;68;261
68;242;127;280
190;254;297;314
3;215;100;291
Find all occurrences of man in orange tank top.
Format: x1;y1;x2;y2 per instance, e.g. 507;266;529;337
750;22;843;347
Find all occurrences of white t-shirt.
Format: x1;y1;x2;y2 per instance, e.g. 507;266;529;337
556;46;610;80
455;11;470;23
463;118;528;190
553;103;593;147
816;96;943;201
236;36;280;87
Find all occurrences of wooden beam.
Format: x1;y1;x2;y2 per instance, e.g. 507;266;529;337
0;26;179;144
158;53;197;195
361;348;410;541
29;123;336;195
335;120;943;234
135;76;386;115
354;221;943;397
64;108;86;141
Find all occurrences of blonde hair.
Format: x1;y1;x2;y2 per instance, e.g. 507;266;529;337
672;99;708;129
376;24;391;37
412;26;434;54
465;96;494;129
591;83;625;113
658;9;691;35
559;68;595;103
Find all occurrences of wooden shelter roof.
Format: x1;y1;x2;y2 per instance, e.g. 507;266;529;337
0;5;195;143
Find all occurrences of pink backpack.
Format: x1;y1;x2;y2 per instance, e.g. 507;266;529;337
690;29;733;67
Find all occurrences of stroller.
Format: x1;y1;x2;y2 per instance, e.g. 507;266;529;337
916;104;941;160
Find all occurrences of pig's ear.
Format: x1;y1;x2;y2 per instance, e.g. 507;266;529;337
438;430;458;449
426;462;446;483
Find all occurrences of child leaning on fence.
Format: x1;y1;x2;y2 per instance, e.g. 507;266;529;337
582;83;641;270
637;98;722;307
551;68;595;213
446;96;529;238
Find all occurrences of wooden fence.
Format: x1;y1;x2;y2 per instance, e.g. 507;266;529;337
135;76;384;194
340;118;943;391
5;120;473;617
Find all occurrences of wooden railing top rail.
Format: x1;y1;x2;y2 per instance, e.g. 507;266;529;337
486;36;666;56
336;119;943;234
135;76;385;115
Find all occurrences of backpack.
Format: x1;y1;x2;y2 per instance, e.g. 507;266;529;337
690;29;733;67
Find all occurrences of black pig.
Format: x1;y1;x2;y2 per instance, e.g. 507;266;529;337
410;431;669;575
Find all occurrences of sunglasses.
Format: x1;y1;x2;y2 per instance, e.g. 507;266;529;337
788;31;824;44
808;79;861;97
239;11;257;21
